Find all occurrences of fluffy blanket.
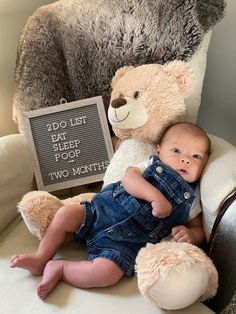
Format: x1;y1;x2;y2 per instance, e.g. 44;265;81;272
13;0;225;133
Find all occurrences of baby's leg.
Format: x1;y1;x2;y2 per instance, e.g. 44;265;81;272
10;204;85;276
37;258;124;299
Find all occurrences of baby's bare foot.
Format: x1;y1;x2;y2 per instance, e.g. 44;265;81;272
10;254;45;276
37;260;63;299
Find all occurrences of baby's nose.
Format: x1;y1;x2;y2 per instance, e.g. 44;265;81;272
181;157;190;164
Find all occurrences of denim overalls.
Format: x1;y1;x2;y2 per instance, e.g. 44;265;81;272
75;156;196;276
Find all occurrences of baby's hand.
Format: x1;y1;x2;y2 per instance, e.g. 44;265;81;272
171;225;194;244
151;200;172;218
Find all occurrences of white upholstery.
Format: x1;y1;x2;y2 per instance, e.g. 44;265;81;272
185;31;211;123
0;134;35;233
201;135;236;240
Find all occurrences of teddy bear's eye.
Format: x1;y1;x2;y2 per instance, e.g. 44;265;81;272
133;91;140;99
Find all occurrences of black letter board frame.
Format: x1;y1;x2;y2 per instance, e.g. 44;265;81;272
22;96;114;192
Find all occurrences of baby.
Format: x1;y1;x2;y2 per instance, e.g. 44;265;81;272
10;122;210;299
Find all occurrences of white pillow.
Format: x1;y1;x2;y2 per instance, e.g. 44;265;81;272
200;135;236;241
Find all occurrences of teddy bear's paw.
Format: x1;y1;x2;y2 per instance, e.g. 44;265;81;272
18;191;63;239
135;242;218;310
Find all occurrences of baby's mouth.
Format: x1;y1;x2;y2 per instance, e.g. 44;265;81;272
177;169;187;174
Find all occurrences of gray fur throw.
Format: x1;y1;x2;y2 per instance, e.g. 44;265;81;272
13;0;225;133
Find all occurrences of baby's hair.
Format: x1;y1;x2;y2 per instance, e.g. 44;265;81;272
159;122;211;155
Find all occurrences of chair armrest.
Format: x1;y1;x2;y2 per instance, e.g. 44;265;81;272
201;135;236;241
0;134;36;233
205;191;236;313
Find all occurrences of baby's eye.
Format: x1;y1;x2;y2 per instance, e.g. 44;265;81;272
193;154;202;160
171;148;181;154
133;91;140;99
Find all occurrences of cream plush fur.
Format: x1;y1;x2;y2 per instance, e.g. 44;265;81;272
18;61;218;310
136;242;218;310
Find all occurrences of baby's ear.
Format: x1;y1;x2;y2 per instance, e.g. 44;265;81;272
111;66;134;87
164;60;194;97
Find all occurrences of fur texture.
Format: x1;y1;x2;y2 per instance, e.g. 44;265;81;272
136;242;218;309
18;191;63;239
12;0;225;133
18;190;95;239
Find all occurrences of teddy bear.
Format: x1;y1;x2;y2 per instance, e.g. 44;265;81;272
18;60;189;239
18;60;218;310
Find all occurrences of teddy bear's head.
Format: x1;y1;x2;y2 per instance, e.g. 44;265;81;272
108;61;193;144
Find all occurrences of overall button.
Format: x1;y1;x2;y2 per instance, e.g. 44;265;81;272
184;191;191;199
156;166;163;174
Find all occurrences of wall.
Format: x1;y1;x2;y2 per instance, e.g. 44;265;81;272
0;0;54;136
197;0;236;146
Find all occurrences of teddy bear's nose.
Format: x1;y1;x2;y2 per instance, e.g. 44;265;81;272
111;97;127;108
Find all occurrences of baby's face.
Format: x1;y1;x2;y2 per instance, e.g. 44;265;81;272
156;128;209;183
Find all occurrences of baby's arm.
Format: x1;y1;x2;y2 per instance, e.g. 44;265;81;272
171;213;205;246
121;166;172;218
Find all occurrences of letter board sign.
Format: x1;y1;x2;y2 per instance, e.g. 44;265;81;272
22;96;114;191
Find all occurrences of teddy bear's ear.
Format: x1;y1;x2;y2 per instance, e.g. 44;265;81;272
163;60;194;96
111;66;134;87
